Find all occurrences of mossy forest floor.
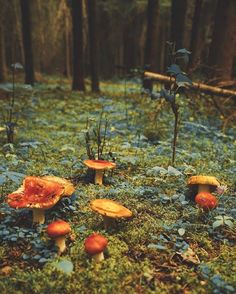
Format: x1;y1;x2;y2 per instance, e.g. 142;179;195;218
0;78;235;293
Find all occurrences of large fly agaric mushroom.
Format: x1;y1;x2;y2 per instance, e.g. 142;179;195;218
42;175;75;196
90;199;132;230
47;220;71;254
84;233;108;263
188;175;220;197
7;176;64;224
84;159;116;185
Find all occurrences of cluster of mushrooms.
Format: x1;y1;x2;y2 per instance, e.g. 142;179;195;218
6;159;132;262
6;158;221;263
187;175;220;210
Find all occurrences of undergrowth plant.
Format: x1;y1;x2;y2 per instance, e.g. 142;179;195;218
84;113;111;160
151;42;192;165
1;63;24;143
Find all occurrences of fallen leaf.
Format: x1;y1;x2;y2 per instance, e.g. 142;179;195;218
0;266;12;275
177;247;200;264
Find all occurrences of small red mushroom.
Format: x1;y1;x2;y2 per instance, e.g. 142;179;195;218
47;220;71;254
84;233;108;263
195;192;218;210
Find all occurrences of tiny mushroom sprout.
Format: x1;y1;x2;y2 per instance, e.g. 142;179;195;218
84;233;108;263
42;175;75;196
195;192;218;210
7;176;64;224
47;220;71;254
188;175;220;194
83;159;116;185
90;199;132;230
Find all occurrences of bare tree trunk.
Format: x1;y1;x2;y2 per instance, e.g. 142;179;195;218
20;0;35;85
208;0;236;80
64;3;71;78
143;0;160;91
190;0;217;70
190;0;203;68
144;0;159;71
72;0;85;91
87;0;100;92
171;0;187;49
0;5;7;82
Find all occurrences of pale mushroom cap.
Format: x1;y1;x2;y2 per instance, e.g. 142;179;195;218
47;220;71;238
90;199;132;218
42;175;75;196
187;175;220;187
84;160;116;170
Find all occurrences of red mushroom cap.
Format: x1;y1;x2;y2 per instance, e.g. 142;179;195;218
195;192;218;210
7;176;64;209
84;233;108;255
84;160;116;170
46;220;71;238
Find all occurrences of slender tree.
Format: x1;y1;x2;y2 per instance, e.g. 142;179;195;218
208;0;236;80
189;0;203;68
170;0;187;49
144;0;159;71
71;0;85;91
0;1;7;82
190;0;217;70
20;0;35;85
143;0;160;91
87;0;100;92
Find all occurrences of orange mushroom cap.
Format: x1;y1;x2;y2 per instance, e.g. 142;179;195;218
90;199;132;218
188;175;220;187
84;233;108;255
7;176;64;209
46;220;71;238
84;160;116;170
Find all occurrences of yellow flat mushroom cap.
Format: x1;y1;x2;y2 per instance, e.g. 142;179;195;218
42;175;75;196
90;199;132;218
84;160;116;170
187;175;220;187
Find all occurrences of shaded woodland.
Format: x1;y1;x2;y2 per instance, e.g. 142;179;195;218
0;1;236;294
0;0;236;88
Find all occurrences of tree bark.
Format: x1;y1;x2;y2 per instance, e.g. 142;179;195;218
87;0;100;92
189;0;217;70
143;0;159;91
144;0;159;71
72;0;85;91
0;4;7;82
171;0;187;49
208;0;236;80
64;3;71;78
189;0;203;68
20;0;35;85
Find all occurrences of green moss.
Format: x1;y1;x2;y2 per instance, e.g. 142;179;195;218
0;80;235;293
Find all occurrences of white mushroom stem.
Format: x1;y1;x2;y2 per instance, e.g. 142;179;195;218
32;209;45;224
92;252;104;263
198;185;210;193
94;170;104;185
55;236;66;254
103;216;116;230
